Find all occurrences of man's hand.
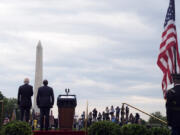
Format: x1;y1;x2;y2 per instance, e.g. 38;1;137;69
168;126;172;130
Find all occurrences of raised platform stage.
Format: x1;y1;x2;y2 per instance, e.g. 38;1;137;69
33;130;86;135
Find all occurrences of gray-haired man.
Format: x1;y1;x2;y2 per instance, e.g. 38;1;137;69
18;78;33;122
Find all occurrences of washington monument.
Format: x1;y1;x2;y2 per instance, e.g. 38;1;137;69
34;41;43;113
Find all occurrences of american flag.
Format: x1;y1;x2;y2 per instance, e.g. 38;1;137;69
157;0;180;98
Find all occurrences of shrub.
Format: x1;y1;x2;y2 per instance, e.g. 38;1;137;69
121;124;150;135
0;120;32;135
151;127;170;135
88;121;121;135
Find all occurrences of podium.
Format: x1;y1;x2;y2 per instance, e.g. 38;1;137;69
57;94;77;130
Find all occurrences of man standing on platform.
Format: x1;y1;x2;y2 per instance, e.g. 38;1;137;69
37;80;54;130
18;78;33;122
115;106;120;121
166;74;180;135
125;106;129;121
121;104;125;124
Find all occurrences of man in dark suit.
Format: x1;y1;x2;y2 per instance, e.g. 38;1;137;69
166;74;180;135
18;78;33;122
37;79;54;130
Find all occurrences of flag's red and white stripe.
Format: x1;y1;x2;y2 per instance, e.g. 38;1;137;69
157;20;180;98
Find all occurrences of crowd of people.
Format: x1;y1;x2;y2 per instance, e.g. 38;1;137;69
74;104;141;130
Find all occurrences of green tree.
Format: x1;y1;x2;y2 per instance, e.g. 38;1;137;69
0;91;4;126
3;98;18;119
121;124;150;135
148;111;167;126
0;121;32;135
0;91;20;121
140;119;147;125
0;91;4;100
89;121;121;135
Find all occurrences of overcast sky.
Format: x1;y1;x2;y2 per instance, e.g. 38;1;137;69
1;0;180;120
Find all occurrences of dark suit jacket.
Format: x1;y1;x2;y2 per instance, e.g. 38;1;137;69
18;84;33;108
36;85;54;108
166;85;180;127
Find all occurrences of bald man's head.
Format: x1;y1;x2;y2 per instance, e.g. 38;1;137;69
24;78;29;84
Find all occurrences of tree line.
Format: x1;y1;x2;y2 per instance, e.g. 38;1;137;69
0;91;20;126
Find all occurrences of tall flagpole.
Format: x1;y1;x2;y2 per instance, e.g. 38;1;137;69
174;47;177;75
173;0;177;85
174;0;177;75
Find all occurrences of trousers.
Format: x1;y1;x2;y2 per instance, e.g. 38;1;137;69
171;127;180;135
20;107;30;122
40;108;50;130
